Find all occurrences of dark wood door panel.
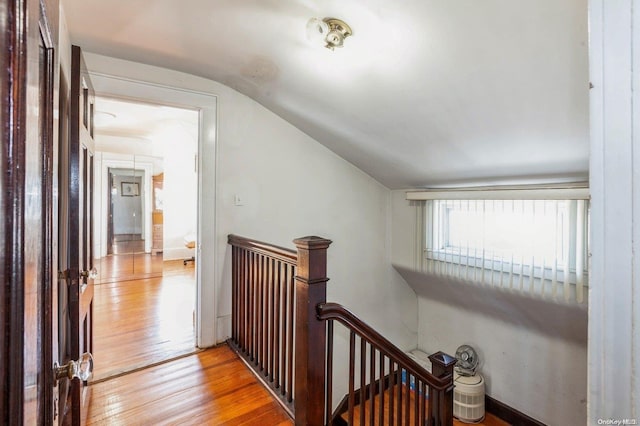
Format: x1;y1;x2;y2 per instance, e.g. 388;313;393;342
59;44;96;426
1;0;58;424
57;69;72;425
0;1;29;424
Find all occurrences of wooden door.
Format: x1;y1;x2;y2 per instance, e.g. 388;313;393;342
57;44;96;426
39;5;58;425
0;0;30;424
0;0;59;424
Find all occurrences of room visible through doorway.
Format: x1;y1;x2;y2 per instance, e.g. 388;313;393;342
90;96;200;381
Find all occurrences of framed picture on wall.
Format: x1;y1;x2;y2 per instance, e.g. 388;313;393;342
121;182;139;196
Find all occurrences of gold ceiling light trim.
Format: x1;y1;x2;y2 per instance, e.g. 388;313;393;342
323;18;352;50
307;17;353;50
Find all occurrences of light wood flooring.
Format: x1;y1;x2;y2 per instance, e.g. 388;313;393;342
86;345;293;425
96;253;164;284
91;258;197;381
110;235;146;255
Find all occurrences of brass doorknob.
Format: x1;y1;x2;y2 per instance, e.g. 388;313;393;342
54;352;93;383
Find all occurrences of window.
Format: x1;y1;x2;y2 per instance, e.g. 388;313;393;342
424;198;589;303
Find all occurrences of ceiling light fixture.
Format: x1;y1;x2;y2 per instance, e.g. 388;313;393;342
306;17;353;50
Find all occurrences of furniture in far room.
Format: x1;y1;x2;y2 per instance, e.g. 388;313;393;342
184;234;196;265
152;173;163;254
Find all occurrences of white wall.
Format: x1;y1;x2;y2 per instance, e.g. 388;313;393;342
391;190;587;425
80;53;418;362
215;100;419;348
157;121;198;260
216;105;420;400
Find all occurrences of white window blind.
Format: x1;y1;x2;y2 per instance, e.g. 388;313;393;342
407;183;589;201
423;198;590;303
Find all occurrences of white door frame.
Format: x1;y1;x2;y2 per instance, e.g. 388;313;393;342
588;0;640;420
88;72;218;348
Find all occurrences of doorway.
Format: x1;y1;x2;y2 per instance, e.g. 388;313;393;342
85;71;218;350
108;168;145;255
91;96;200;380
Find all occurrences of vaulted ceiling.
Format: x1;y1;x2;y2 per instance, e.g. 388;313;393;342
61;0;589;189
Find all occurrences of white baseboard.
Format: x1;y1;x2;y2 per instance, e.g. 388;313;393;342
163;247;195;260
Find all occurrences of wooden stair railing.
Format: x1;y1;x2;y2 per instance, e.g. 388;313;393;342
228;235;301;416
228;235;455;426
228;234;332;421
317;303;457;426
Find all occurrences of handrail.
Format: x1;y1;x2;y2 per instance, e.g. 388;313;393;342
228;234;297;264
228;234;454;426
317;302;455;391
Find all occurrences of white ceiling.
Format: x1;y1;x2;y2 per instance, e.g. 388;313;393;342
93;97;199;165
94;96;198;140
62;0;589;189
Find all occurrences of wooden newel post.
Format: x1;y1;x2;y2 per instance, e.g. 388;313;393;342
293;236;332;426
428;351;457;426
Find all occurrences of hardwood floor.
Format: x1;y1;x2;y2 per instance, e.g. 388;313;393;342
453;413;508;426
340;386;509;426
87;342;506;426
111;234;146;254
86;345;293;425
91;259;197;381
96;253;164;284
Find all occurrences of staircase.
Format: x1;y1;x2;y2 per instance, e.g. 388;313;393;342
334;385;424;426
228;234;456;426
